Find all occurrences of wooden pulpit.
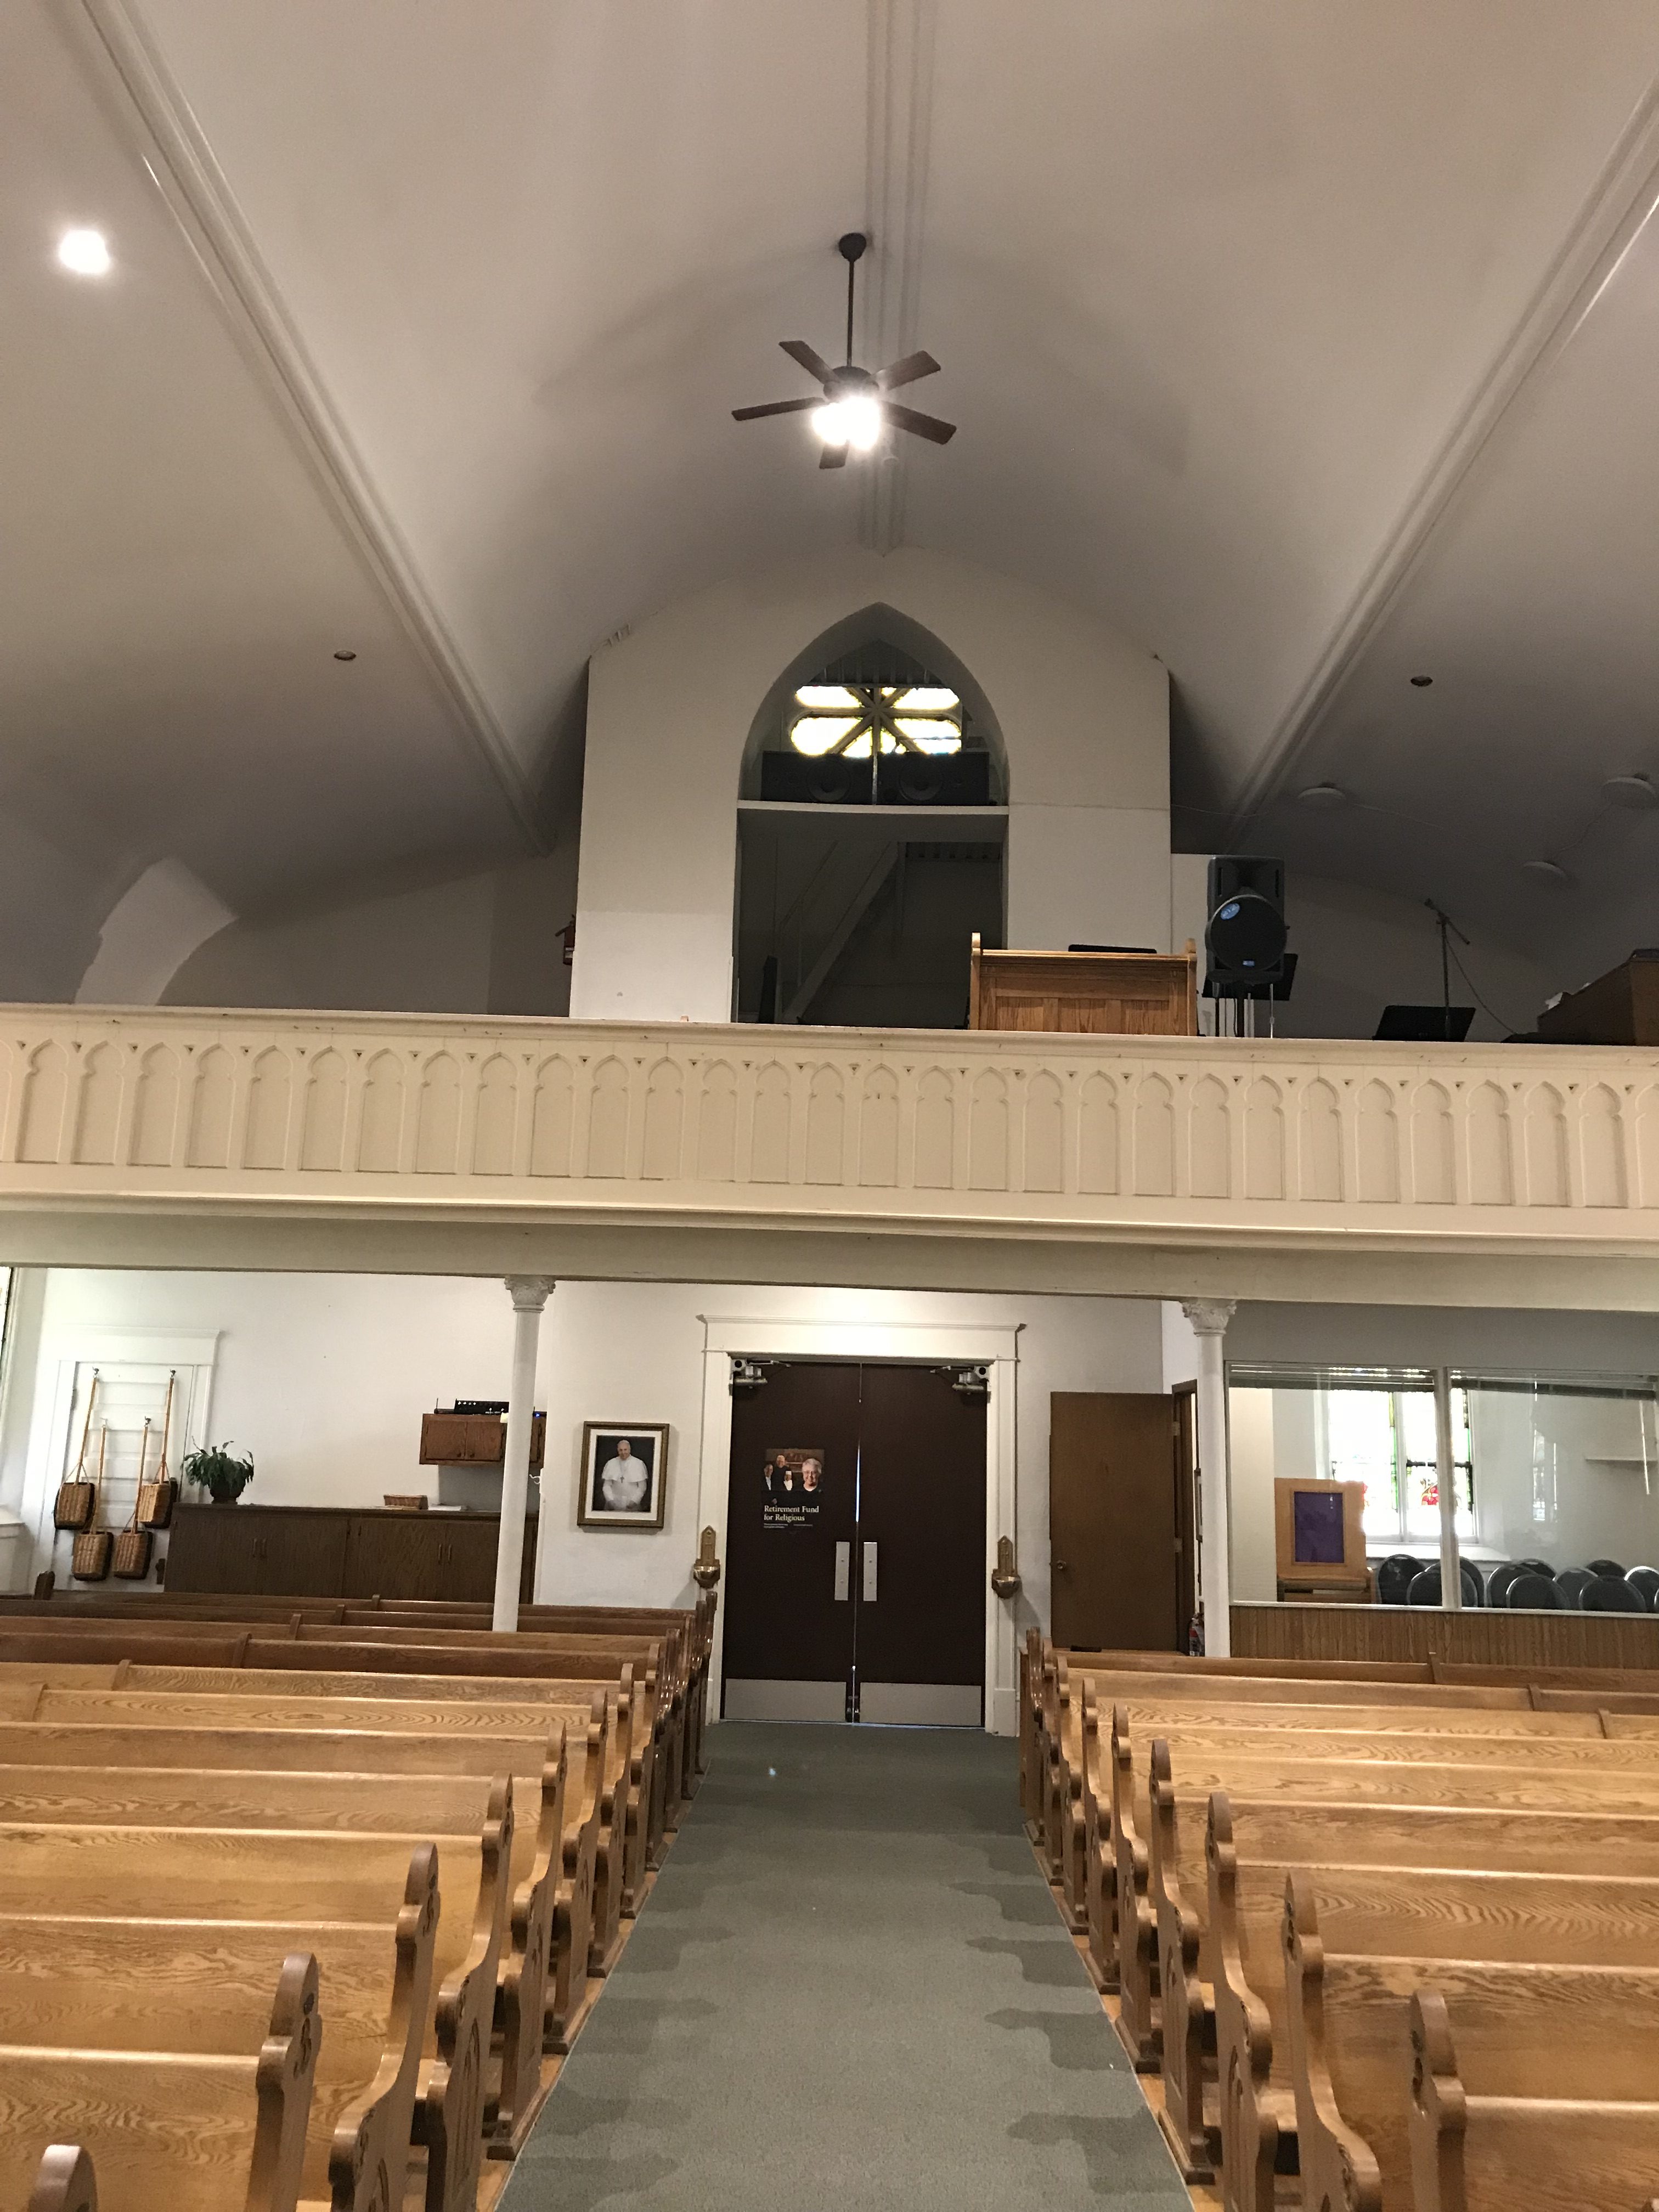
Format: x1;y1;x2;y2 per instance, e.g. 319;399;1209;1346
968;935;1198;1035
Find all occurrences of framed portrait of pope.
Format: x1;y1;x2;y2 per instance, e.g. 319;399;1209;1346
578;1423;669;1531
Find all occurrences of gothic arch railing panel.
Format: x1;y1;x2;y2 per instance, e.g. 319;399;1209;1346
1;1011;1657;1265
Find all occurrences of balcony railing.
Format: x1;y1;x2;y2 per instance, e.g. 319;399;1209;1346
0;1006;1653;1285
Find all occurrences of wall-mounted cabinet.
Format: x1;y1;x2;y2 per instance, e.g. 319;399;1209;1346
419;1412;545;1466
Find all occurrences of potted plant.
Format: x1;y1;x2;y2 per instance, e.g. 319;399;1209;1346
183;1442;255;1505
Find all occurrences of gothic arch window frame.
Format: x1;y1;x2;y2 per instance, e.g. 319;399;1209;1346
739;601;1008;803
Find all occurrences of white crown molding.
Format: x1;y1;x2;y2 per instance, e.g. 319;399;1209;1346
71;0;545;850
1227;66;1659;839
860;0;937;555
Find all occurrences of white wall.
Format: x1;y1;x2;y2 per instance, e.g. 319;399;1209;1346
2;1269;1165;1621
572;546;1171;1019
161;848;577;1018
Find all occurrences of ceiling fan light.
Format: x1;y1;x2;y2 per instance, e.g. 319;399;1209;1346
811;402;849;445
842;395;883;450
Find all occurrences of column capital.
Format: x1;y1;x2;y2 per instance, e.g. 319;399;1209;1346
1180;1297;1235;1338
505;1275;556;1313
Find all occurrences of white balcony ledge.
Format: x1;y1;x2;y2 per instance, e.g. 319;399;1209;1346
0;1006;1655;1307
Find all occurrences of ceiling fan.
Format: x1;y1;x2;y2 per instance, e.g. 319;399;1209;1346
733;232;956;469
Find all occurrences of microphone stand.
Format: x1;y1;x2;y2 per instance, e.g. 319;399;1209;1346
1423;900;1470;1040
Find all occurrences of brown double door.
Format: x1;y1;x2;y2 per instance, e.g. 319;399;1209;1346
722;1360;986;1725
1048;1391;1195;1651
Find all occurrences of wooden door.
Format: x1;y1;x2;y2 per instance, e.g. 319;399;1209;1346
854;1365;985;1725
1048;1393;1181;1650
721;1363;861;1722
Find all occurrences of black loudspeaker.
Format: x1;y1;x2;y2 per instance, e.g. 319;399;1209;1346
759;752;871;804
1206;855;1286;987
876;750;992;806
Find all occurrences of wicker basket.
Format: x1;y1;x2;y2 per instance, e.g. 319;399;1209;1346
112;1527;153;1579
71;1528;112;1582
137;1374;179;1532
53;1480;95;1532
136;1478;177;1531
69;1421;110;1581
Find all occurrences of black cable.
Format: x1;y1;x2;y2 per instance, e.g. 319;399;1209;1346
1446;939;1525;1037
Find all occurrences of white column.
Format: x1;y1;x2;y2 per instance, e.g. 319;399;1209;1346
1181;1299;1236;1658
493;1276;555;1633
1433;1365;1461;1611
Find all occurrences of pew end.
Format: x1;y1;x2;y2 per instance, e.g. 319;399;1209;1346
1283;1876;1385;2212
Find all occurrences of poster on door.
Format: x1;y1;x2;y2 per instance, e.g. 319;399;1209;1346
761;1446;824;1528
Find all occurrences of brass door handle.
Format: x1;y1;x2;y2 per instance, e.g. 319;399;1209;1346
991;1533;1021;1599
692;1525;721;1590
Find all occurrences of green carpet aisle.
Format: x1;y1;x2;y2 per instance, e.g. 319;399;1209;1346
500;1720;1189;2211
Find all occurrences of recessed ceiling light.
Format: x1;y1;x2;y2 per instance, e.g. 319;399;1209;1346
1297;783;1347;808
56;228;111;277
1409;674;1434;689
333;649;357;662
1521;859;1572;885
1603;773;1659;809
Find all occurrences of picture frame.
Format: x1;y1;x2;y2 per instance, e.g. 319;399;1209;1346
577;1422;669;1531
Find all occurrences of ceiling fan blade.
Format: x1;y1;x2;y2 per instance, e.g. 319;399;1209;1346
732;397;821;421
877;350;940;391
819;442;848;470
885;402;956;445
780;338;833;385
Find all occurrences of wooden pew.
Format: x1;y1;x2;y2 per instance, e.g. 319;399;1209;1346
0;1758;562;2155
101;1660;666;1892
1125;1728;1659;2071
40;1669;648;1931
0;1951;319;2212
1058;1672;1606;1967
9;1681;616;2102
1286;1884;1659;2212
0;1859;435;2212
0;1809;512;2212
1032;1647;1596;1900
1207;1814;1659;2210
0;1603;703;1825
1407;1988;1659;2212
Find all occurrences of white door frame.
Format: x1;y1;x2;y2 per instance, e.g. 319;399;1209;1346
695;1315;1022;1734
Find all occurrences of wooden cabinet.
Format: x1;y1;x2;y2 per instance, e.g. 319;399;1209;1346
419;1413;545;1467
165;1505;534;1603
166;1505;349;1596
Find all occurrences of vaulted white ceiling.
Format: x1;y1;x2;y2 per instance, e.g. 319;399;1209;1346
10;0;1659;999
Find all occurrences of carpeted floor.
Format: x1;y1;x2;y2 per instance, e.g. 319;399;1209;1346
500;1720;1189;2211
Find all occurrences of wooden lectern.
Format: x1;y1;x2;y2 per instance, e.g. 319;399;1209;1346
969;935;1198;1035
1273;1476;1373;1603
